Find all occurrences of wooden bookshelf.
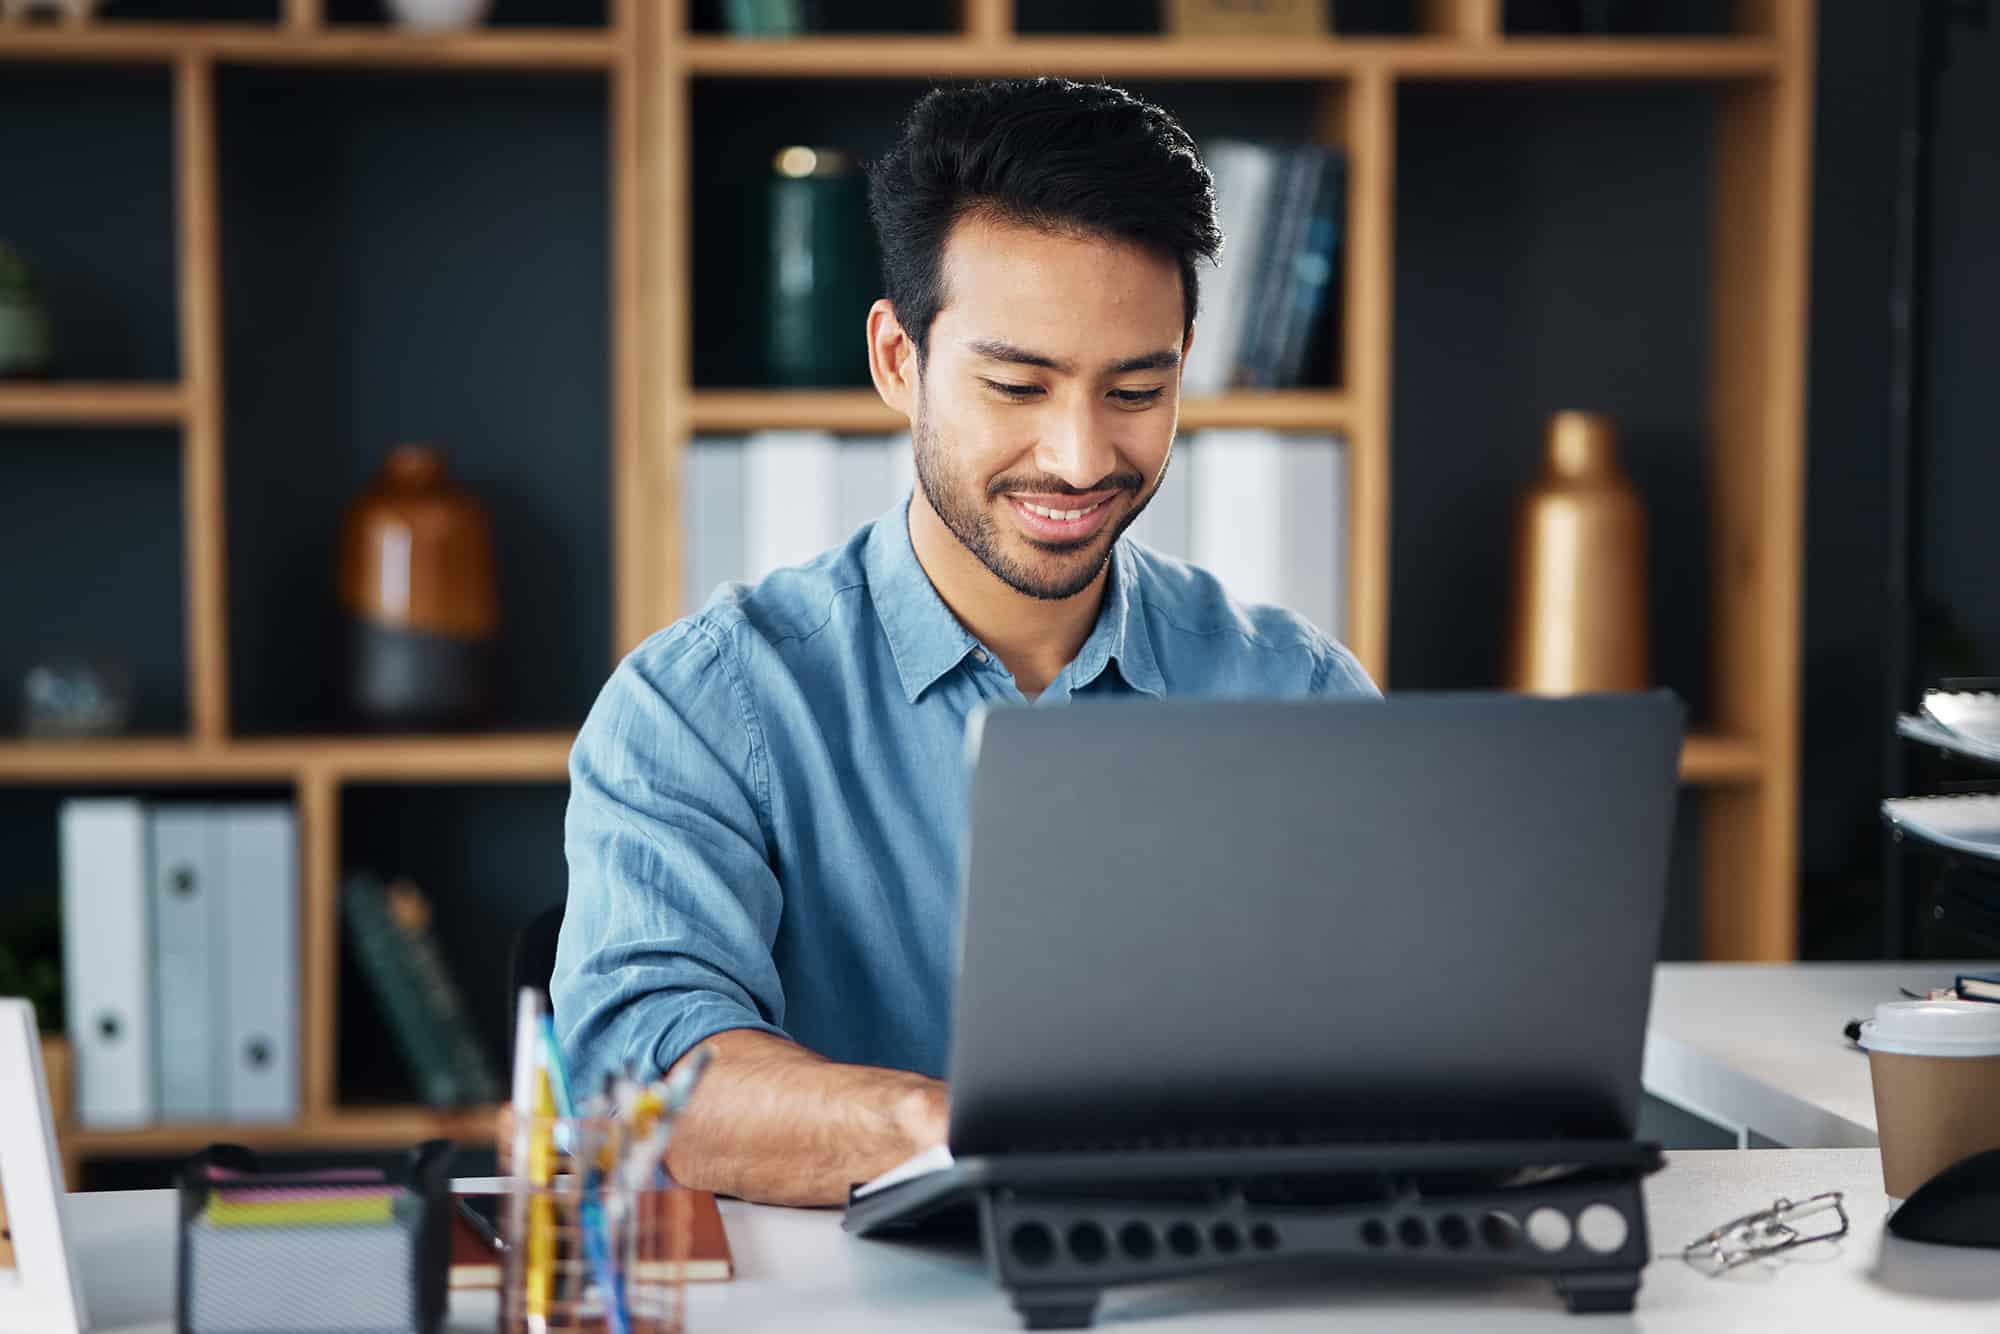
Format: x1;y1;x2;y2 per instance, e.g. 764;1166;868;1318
679;34;1783;80
0;22;618;69
0;382;187;426
62;1103;498;1157
689;388;1357;434
1;0;1816;1167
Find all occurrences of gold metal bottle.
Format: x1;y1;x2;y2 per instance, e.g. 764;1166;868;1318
1504;411;1650;694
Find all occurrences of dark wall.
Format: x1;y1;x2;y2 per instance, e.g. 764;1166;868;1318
1798;3;1997;957
1923;15;2000;674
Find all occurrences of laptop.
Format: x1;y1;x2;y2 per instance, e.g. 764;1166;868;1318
847;691;1684;1230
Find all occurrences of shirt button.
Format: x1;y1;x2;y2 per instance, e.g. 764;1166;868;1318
972;648;989;663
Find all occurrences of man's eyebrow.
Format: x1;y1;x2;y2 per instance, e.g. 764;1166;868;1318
1108;348;1182;374
967;339;1181;376
968;339;1072;373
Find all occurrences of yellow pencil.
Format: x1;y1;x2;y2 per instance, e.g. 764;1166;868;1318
525;1066;558;1328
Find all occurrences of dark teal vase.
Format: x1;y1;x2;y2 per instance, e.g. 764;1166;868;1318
763;147;877;387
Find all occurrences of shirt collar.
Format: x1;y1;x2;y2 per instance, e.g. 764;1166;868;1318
864;498;1166;704
865;497;985;704
1062;540;1165;699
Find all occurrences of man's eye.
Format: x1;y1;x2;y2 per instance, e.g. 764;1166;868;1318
983;380;1041;399
1110;388;1165;405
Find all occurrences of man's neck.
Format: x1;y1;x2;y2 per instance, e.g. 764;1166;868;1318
907;489;1105;699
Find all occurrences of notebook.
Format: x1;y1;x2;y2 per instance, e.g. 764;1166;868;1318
449;1189;735;1286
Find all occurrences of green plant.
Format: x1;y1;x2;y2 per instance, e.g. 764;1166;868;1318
0;898;65;1034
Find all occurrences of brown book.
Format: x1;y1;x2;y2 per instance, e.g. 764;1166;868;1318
449;1189;734;1287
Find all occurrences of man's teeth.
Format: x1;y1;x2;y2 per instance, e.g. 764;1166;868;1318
1020;499;1102;522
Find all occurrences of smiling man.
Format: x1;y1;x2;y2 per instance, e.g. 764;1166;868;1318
554;78;1377;1207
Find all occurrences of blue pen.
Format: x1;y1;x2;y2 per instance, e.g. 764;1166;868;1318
539;1018;629;1334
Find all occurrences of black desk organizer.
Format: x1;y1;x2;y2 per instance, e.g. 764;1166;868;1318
175;1139;454;1334
846;1138;1665;1329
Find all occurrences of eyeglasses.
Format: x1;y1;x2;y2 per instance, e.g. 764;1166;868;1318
1675;1192;1850;1276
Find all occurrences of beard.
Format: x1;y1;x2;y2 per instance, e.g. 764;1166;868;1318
911;400;1162;602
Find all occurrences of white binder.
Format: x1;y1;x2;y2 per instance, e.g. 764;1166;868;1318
1281;435;1346;638
1186;431;1347;639
1190;429;1288;610
59;798;155;1129
148;805;224;1121
835;434;918;539
219;805;299;1123
685;435;746;614
1125;445;1194;562
744;430;842;582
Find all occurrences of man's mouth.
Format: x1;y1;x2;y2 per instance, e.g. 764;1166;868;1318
1004;491;1119;543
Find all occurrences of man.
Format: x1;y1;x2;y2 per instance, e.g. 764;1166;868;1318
554;77;1376;1208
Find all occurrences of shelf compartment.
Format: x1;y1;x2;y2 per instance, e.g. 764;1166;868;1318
218;68;613;736
0;67;179;382
690;78;1336;390
1387;82;1717;718
1;429;188;738
335;782;566;1110
0;383;187;426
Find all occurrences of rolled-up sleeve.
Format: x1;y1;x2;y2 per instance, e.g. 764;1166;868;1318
1310;635;1381;698
553;618;791;1091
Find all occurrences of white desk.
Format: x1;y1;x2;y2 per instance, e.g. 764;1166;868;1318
63;1150;2000;1332
1641;961;1993;1148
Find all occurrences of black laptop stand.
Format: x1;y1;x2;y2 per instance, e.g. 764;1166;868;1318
846;1139;1665;1330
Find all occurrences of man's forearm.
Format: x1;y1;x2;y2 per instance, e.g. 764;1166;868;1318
664;1029;947;1206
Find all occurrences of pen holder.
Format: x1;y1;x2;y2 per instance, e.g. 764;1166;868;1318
495;1108;690;1334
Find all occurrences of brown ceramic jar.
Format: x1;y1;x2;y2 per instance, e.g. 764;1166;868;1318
337;444;499;729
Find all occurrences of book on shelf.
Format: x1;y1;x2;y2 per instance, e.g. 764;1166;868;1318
1183;140;1346;395
341;872;500;1110
721;0;815;37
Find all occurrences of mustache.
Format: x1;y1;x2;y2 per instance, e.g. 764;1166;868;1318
986;470;1146;499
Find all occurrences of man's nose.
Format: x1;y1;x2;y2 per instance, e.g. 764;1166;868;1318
1034;400;1120;490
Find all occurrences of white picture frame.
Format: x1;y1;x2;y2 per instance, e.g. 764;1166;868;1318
0;999;84;1334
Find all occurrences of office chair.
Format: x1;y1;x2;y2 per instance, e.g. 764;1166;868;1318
510;901;567;1010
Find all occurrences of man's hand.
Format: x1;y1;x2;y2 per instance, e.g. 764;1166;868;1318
663;1029;950;1207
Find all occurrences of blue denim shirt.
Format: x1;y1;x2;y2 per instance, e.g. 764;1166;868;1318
554;498;1378;1091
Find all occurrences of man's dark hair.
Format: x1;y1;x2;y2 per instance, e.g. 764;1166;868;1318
866;78;1220;362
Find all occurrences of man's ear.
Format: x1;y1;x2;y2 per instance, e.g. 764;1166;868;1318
868;299;919;418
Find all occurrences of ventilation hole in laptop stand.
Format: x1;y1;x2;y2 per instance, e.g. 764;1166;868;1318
1166;1222;1202;1258
1249;1223;1280;1252
1481;1211;1522;1251
1398;1217;1429;1248
1067;1221;1108;1265
1438;1215;1472;1250
1360;1219;1389;1249
1210;1222;1242;1254
1119;1222;1157;1262
1010;1221;1056;1268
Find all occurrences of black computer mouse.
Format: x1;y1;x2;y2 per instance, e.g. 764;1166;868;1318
1888;1147;2000;1248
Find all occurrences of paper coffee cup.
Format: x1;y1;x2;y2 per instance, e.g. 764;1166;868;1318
1858;1000;2000;1199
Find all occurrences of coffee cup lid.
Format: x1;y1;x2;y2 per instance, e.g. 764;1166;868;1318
1859;1000;2000;1057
